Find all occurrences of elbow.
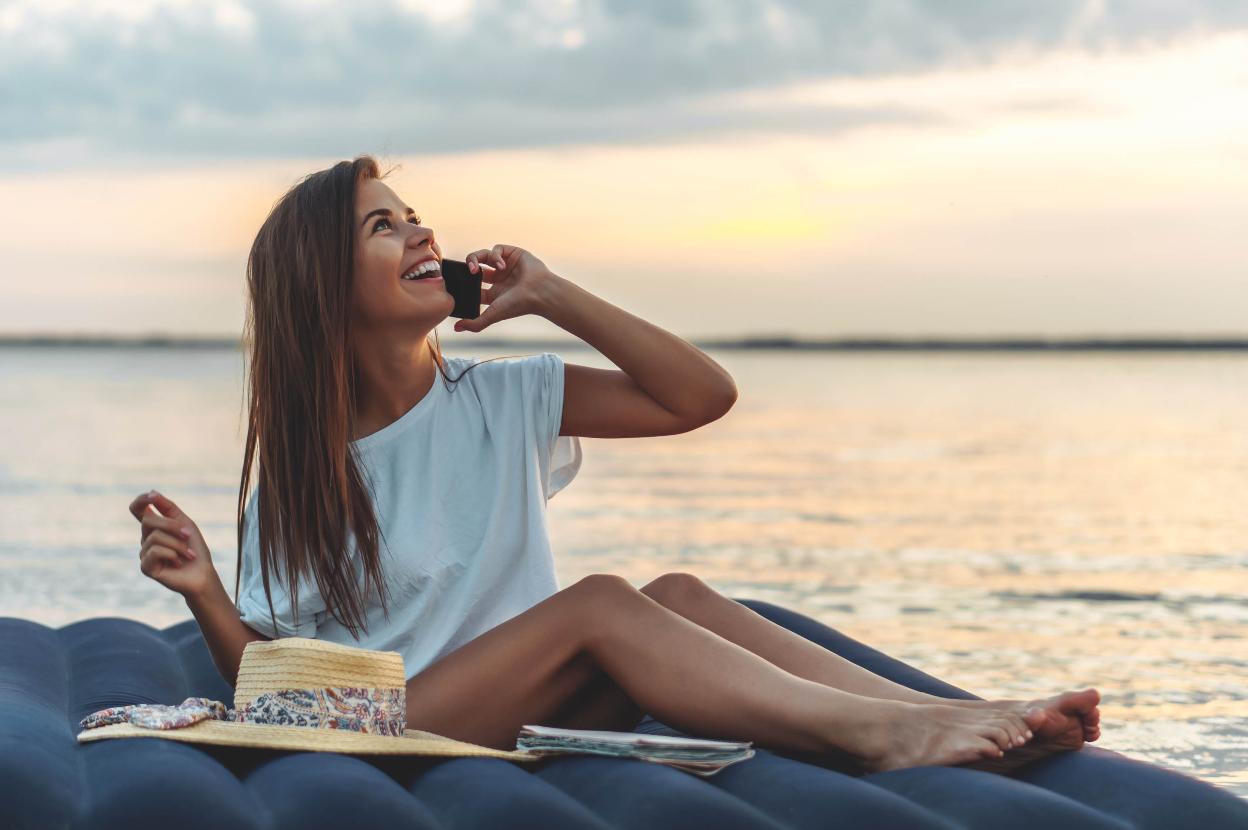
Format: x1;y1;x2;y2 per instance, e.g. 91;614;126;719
668;381;738;432
696;383;738;425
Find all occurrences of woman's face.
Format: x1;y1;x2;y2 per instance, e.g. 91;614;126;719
351;177;452;334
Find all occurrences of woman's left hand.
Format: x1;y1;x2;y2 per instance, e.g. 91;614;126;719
455;244;558;333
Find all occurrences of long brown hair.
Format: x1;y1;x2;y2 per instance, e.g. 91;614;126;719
234;154;507;640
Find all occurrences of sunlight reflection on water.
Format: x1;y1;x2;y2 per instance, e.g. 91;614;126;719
0;345;1244;797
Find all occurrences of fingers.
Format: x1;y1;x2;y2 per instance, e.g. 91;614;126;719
128;492;154;521
140;543;185;577
144;528;195;561
130;490;181;520
466;244;520;274
149;491;184;520
466;248;507;274
140;505;190;543
454;302;502;334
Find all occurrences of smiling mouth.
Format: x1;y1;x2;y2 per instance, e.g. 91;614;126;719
401;260;442;281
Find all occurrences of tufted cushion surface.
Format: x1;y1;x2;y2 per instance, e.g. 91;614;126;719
2;599;1244;829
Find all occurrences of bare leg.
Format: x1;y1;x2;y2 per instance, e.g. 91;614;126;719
639;572;1101;745
539;650;647;733
404;574;1033;770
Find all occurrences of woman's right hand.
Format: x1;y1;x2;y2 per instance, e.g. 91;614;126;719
127;490;216;599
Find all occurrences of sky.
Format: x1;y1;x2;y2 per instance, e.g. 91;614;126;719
1;0;1246;340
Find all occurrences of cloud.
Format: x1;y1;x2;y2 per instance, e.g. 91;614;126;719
1;0;1246;169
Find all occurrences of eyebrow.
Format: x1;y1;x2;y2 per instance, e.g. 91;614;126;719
361;206;416;229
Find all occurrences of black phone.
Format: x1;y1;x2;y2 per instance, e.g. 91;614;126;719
439;258;481;320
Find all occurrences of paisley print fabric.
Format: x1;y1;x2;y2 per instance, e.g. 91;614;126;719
79;687;406;736
79;697;227;730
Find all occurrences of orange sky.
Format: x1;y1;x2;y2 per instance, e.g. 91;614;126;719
2;30;1245;339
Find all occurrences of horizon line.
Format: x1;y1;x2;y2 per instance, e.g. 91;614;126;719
2;333;1247;351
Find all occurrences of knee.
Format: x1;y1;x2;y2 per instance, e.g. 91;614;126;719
571;573;639;606
639;571;709;607
564;575;643;640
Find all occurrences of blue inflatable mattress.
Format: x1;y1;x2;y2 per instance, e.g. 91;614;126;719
2;599;1244;829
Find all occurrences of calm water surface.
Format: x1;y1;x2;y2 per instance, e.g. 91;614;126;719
1;346;1245;797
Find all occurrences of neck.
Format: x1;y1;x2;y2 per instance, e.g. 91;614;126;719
351;335;439;442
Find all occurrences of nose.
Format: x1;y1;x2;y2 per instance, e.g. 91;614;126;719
405;223;435;247
405;224;440;261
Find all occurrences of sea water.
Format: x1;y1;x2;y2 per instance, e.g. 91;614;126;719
0;345;1244;797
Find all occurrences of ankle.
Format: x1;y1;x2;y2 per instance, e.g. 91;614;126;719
819;695;910;759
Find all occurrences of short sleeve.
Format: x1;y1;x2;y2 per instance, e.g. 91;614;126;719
235;490;327;639
523;352;583;502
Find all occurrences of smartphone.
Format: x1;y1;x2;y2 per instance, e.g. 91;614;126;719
439;258;481;320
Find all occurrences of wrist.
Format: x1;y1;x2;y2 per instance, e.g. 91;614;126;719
183;574;225;609
534;272;577;321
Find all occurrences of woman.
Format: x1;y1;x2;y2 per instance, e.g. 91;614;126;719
129;155;1100;775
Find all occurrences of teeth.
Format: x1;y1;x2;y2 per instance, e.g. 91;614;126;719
401;260;441;280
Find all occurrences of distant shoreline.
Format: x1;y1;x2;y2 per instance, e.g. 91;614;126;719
2;335;1247;351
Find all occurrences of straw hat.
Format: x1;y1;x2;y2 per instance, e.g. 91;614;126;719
76;637;538;761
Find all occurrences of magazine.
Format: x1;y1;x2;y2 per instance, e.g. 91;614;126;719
516;724;755;777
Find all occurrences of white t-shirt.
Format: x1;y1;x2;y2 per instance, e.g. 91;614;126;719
235;352;583;680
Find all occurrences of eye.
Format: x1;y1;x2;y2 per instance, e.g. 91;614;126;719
373;216;421;232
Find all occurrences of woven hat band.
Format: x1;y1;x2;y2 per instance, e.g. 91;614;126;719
233;638;406;710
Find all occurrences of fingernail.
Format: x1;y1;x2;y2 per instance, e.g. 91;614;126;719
496;259;505;269
187;550;196;560
179;527;191;538
469;261;477;273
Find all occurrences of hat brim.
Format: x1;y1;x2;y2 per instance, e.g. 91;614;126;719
77;719;540;761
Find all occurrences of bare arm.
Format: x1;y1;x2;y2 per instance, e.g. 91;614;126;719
535;273;737;423
130;490;273;689
185;574;271;689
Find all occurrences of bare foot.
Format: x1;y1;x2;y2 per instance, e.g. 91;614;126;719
954;688;1102;743
955;689;1100;775
850;699;1046;774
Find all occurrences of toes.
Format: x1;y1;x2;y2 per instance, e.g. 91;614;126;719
1023;706;1048;730
986;726;1012;751
959;741;1005;765
1002;713;1032;746
1013;712;1033;739
979;738;1005;760
1061;689;1100;714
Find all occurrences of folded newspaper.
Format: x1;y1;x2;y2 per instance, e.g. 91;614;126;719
516;725;755;776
